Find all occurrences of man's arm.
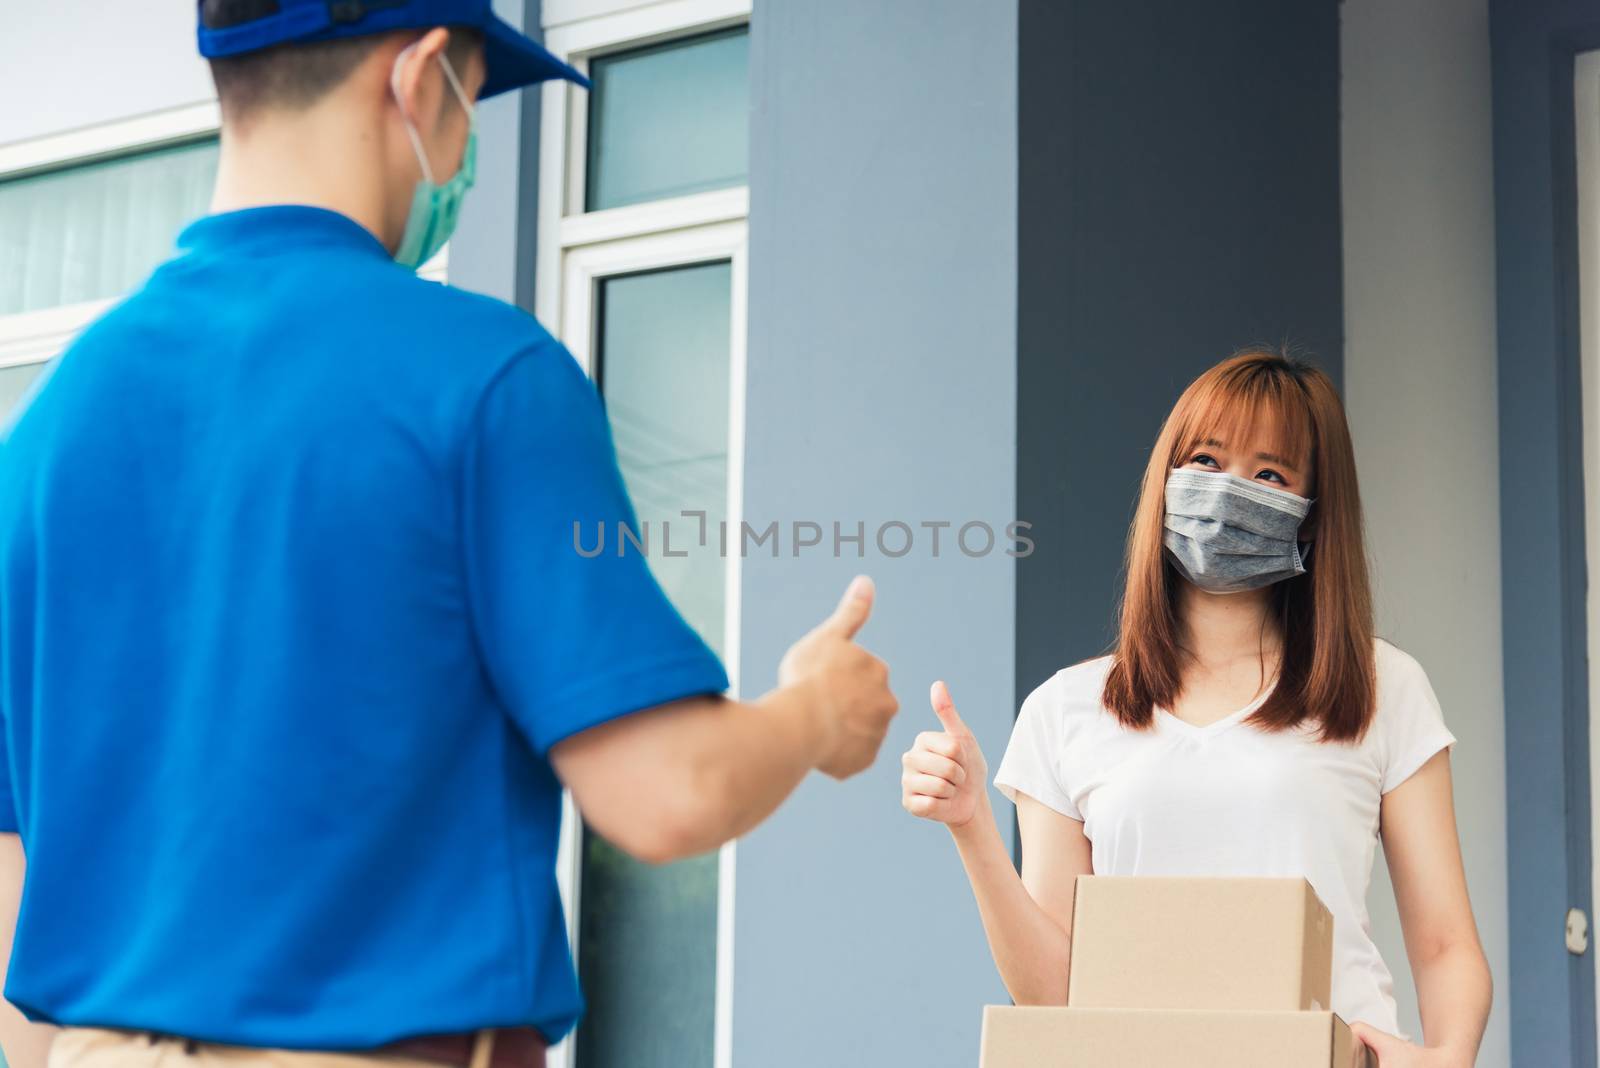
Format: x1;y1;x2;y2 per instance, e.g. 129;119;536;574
465;353;897;859
551;577;898;864
0;836;55;1068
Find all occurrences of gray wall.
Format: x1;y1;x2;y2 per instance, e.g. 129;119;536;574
1339;1;1509;1064
737;1;1018;1065
1015;0;1345;703
450;0;543;310
0;2;212;146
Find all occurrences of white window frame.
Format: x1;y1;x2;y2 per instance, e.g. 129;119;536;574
536;4;751;1068
0;98;449;383
0;102;219;380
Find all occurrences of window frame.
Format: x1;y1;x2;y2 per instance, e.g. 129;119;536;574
0;103;220;379
535;4;751;1067
0;98;449;382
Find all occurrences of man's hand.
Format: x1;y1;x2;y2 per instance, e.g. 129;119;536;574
778;575;899;778
552;575;899;863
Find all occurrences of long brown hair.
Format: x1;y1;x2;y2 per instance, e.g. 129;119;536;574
1101;348;1376;741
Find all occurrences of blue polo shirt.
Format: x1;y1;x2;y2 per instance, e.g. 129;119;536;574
0;206;728;1048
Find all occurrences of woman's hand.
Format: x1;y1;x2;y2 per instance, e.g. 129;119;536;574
1349;1023;1473;1068
901;681;988;829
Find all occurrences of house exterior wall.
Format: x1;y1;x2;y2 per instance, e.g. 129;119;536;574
0;4;211;147
0;1;1540;1064
448;0;544;310
1339;2;1510;1064
1015;0;1344;701
735;2;1019;1064
1489;0;1600;1062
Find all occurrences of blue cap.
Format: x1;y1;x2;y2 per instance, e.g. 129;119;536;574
197;0;590;97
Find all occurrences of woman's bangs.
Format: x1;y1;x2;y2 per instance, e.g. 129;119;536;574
1178;374;1314;476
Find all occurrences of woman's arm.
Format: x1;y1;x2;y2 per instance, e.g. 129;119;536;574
1352;750;1491;1066
901;682;1092;1004
951;792;1091;1004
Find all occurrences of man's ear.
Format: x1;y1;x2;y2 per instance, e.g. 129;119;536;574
389;27;452;129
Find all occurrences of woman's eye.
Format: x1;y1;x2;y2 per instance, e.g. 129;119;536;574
1256;470;1286;485
1190;454;1219;467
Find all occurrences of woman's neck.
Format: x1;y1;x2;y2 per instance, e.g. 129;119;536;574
1175;581;1283;671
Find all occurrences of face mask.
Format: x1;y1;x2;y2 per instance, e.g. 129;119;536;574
1161;467;1314;594
391;48;477;271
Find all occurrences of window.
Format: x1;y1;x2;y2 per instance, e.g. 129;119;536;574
572;259;735;1068
0;137;219;317
585;28;749;211
598;261;734;650
538;3;750;1067
0;101;450;413
0;104;225;410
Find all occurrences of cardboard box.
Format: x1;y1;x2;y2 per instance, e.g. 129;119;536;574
1068;877;1334;1012
980;1006;1373;1068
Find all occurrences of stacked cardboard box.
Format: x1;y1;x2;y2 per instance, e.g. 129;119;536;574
980;877;1375;1067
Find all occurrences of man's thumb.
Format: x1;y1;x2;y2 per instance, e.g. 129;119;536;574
930;680;968;734
821;575;874;639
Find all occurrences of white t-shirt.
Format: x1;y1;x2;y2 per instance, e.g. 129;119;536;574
993;637;1455;1036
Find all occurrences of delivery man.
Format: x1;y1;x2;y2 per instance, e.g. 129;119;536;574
0;3;900;1067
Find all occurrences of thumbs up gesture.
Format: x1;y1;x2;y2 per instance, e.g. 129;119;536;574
778;576;900;779
901;681;987;828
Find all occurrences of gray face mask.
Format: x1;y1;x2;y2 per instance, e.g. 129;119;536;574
1162;468;1314;594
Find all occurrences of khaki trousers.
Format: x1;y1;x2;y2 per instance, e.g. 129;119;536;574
47;1028;496;1068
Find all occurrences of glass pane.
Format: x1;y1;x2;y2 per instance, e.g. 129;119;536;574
576;260;732;1068
0;138;219;316
0;364;45;422
596;261;732;656
586;27;749;212
576;836;719;1068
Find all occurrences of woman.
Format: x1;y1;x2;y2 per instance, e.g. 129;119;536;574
902;349;1491;1066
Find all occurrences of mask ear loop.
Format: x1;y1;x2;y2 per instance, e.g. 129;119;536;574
391;42;437;185
1297;496;1318;568
437;51;476;119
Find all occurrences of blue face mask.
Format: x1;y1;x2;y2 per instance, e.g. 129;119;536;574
391;49;477;271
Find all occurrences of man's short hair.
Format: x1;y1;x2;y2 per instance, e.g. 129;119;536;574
201;0;481;119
